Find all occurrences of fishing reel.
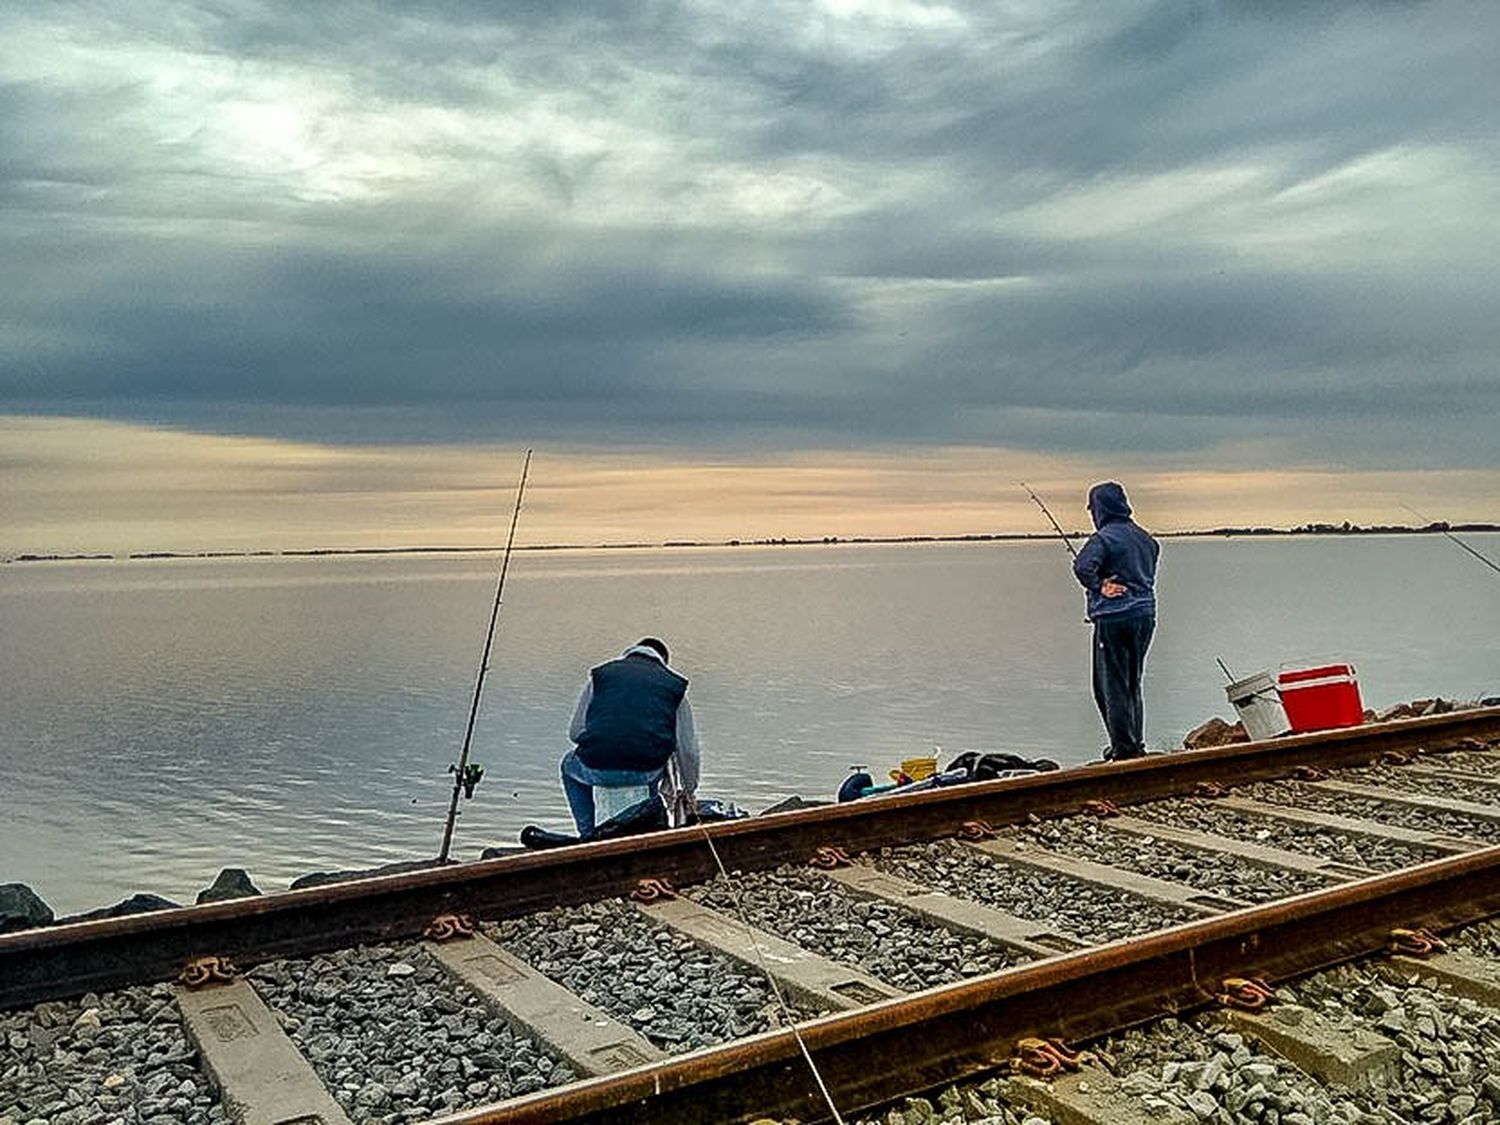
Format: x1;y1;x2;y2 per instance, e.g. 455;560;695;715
449;762;485;799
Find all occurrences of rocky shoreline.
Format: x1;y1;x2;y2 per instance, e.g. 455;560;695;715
0;814;824;937
0;862;443;937
1182;695;1497;750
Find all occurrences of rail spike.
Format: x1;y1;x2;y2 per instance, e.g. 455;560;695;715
179;955;239;989
1010;1036;1089;1079
423;913;476;943
1216;976;1275;1011
630;877;678;903
1390;927;1448;958
808;846;853;870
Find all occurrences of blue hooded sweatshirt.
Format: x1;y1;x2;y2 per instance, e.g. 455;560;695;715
1073;482;1160;622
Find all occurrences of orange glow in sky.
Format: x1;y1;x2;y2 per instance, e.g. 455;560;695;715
3;416;1495;557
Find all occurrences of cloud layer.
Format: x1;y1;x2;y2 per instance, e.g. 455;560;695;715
3;1;1498;474
6;415;1498;557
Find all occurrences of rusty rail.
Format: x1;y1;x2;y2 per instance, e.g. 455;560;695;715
427;844;1500;1124
2;708;1498;1009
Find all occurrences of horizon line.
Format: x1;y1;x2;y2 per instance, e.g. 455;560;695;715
9;520;1499;564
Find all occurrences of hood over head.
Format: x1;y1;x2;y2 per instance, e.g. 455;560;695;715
1087;481;1132;528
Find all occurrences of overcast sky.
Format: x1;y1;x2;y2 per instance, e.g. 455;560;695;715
2;1;1497;553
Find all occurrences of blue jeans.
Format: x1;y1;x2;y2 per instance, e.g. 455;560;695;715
560;748;661;836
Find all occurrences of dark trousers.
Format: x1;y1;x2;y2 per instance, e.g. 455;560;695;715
1092;612;1155;760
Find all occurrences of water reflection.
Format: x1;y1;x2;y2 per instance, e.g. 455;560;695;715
2;538;1497;913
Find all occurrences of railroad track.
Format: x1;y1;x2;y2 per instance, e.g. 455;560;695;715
5;707;1500;1125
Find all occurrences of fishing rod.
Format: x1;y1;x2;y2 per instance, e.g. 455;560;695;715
438;449;533;864
1401;503;1500;578
1019;481;1079;558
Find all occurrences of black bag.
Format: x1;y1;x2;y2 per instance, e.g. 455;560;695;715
519;795;669;850
945;751;1060;781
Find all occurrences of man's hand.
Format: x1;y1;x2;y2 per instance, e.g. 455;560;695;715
1101;577;1128;598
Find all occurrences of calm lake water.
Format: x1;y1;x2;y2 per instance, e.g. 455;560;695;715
3;537;1497;914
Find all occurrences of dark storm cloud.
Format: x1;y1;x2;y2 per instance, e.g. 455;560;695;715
1;0;1497;469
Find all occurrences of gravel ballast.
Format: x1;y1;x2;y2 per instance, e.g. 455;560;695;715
1096;1015;1377;1124
851;1082;1054;1125
0;985;228;1125
684;866;1023;991
1290;963;1500;1123
872;840;1197;944
489;898;819;1053
250;943;572;1122
1006;816;1332;904
1341;764;1500;810
1426;748;1500;775
1132;796;1444;873
1244;781;1500;844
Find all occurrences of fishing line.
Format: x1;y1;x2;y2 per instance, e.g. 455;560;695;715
438;449;533;863
694;822;847;1125
1398;503;1499;705
1400;503;1500;578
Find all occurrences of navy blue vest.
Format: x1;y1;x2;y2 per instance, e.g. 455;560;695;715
574;654;688;773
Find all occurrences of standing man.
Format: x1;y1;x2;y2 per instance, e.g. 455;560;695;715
1073;482;1160;761
560;637;700;835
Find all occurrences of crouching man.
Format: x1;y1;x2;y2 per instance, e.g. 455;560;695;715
560;637;700;835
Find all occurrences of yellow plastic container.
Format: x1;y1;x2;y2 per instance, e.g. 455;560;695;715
899;756;937;781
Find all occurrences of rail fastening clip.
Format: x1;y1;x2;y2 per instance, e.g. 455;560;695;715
1390;927;1448;958
1010;1036;1088;1079
630;877;679;902
956;820;1000;841
1216;976;1276;1011
179;955;239;989
808;846;853;870
423;913;477;942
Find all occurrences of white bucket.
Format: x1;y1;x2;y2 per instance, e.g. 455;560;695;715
1225;670;1292;742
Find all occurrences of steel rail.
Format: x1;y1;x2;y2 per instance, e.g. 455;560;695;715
2;708;1498;1009
428;843;1500;1125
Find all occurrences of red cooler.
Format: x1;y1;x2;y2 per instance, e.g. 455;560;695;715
1277;664;1364;733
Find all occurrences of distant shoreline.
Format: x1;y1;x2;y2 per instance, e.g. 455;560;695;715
7;522;1498;564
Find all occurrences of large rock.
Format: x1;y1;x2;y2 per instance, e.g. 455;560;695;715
479;844;529;860
196;867;262;904
757;795;831;816
56;893;181;925
1182;716;1250;750
0;883;54;933
1375;697;1466;722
